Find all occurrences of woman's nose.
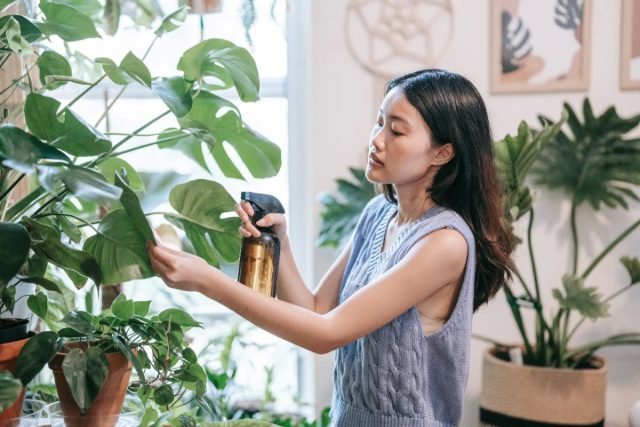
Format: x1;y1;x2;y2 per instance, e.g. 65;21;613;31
370;135;384;153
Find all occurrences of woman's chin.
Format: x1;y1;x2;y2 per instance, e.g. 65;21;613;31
365;167;385;184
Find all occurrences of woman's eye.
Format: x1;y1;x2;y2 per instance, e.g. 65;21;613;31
391;129;403;136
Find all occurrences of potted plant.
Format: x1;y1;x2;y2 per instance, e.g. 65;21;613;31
44;293;205;427
0;0;281;421
478;99;640;426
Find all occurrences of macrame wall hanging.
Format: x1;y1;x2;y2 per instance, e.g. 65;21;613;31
344;0;454;107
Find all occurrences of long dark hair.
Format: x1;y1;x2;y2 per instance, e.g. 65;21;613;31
383;69;515;311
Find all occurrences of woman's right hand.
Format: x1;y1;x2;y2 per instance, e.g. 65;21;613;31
235;201;288;240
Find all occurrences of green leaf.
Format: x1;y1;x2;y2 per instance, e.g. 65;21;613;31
39;1;100;41
102;0;120;35
0;222;30;284
0;371;22;412
46;0;102;19
133;300;150;317
96;157;144;191
18;275;62;293
181;92;280;178
158;308;201;328
168;179;241;265
5;16;33;55
22;218;101;286
153;384;173;406
621;256;640;284
154;6;187;36
553;275;609;320
62;348;90;412
25;94;112;156
533;98;640;210
317;167;376;248
114;171;155;243
111;334;144;383
84;209;154;285
27;292;47;318
0;124;71;173
61;311;95;335
36;164;122;204
152;77;193;118
96;52;151;87
111;293;133;320
85;347;108;407
177;39;260;101
37;50;72;89
0;15;43;49
15;331;61;385
119;51;151;87
182;348;197;364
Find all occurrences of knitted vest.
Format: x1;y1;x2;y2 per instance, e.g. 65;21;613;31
330;195;477;427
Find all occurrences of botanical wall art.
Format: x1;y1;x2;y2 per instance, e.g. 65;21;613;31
491;0;591;93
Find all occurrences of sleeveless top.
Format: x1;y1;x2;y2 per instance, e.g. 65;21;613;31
330;195;477;427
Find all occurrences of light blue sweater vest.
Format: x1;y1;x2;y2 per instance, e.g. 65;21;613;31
330;195;476;427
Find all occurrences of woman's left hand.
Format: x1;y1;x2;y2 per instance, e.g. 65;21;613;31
146;240;213;293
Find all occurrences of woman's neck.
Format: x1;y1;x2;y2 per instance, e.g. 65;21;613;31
393;184;436;225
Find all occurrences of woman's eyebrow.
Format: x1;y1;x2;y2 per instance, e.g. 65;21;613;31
379;109;411;126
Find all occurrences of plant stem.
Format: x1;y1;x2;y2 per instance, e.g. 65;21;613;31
570;201;579;275
503;285;534;358
581;217;640;279
527;208;541;300
31;189;68;217
109;135;180;156
0;54;10;69
94;35;159;128
32;212;100;234
0;172;25;203
0;69;29;98
60;74;107;112
87;110;172;168
565;282;634;344
472;333;511;347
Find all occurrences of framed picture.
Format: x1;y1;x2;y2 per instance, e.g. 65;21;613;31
490;0;592;94
621;0;640;90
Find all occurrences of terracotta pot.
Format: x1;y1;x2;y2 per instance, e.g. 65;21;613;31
480;347;607;426
0;334;31;427
48;344;133;427
187;0;222;14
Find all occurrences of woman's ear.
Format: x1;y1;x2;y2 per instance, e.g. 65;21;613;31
434;143;455;165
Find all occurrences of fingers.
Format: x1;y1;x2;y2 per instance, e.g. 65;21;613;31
256;213;284;229
147;242;175;267
235;201;254;221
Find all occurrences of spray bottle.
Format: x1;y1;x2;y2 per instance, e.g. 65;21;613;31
237;192;285;297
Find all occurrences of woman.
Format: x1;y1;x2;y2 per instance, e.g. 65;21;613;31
147;69;514;426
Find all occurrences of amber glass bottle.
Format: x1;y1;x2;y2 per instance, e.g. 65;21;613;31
237;192;285;297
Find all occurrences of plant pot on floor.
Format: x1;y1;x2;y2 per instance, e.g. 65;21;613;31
48;344;133;427
480;347;607;427
0;333;33;427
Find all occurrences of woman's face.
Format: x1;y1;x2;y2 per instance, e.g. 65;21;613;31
366;87;448;186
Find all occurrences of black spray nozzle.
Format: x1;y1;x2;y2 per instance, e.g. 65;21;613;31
241;192;285;230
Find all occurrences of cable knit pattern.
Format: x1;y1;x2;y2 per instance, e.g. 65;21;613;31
330;195;476;427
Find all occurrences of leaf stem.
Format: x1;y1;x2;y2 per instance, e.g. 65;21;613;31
570;201;579;275
0;172;25;203
581;217;640;279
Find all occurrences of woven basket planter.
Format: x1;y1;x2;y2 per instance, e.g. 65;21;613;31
480;347;607;426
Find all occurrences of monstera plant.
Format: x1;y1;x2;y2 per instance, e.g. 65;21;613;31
0;0;280;421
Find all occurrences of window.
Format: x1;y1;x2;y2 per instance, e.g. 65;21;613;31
53;0;299;412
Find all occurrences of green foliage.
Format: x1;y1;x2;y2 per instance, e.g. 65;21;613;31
0;1;282;418
316;167;376;249
493;99;640;368
533;99;640;210
0;370;22;412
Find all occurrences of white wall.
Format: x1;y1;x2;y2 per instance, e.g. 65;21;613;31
300;1;640;426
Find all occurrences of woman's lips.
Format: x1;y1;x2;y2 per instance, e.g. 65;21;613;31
368;153;384;167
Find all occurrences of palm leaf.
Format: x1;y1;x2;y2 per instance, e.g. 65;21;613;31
533;98;640;210
316;167;375;249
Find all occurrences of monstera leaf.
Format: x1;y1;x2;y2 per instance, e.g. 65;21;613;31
166;179;241;267
533;99;640;210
